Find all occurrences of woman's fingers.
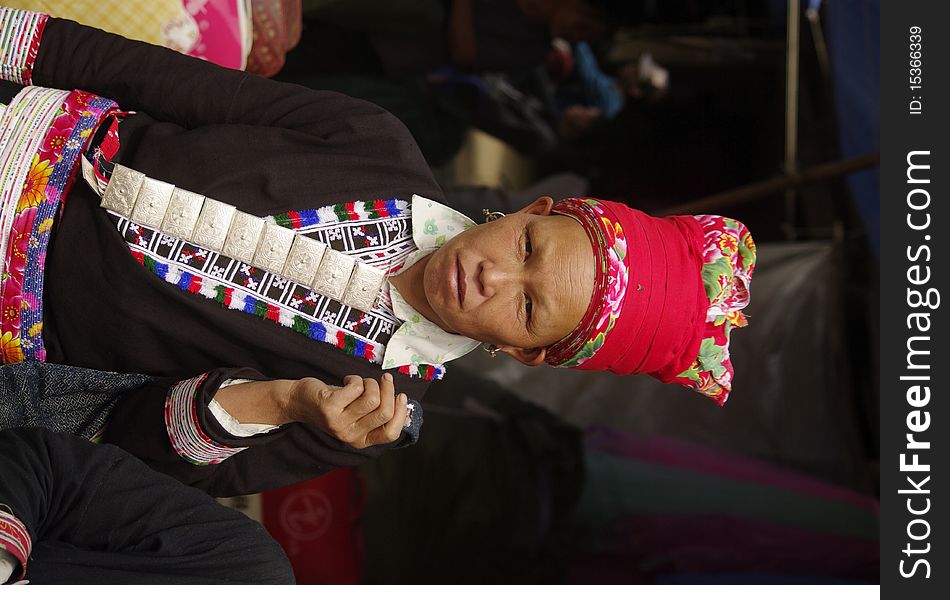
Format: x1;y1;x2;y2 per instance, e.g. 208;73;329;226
313;372;410;449
366;393;409;447
324;375;364;409
379;371;395;409
339;376;381;421
354;374;396;432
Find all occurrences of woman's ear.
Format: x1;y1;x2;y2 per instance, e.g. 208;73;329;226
498;345;547;366
517;196;554;216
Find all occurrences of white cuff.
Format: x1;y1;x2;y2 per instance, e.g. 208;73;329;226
208;379;280;438
0;548;15;584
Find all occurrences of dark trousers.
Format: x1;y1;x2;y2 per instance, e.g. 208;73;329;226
0;428;294;584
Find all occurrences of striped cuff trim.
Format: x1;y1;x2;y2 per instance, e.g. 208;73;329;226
0;8;48;86
165;373;249;466
0;508;31;582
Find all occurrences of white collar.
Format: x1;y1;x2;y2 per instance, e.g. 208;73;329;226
381;195;481;370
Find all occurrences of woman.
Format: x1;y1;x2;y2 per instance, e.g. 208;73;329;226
0;8;755;496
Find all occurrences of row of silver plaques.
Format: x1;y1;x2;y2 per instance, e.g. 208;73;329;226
101;164;385;313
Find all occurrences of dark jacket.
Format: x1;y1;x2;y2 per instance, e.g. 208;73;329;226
26;17;443;495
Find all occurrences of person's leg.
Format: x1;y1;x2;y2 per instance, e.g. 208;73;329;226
0;428;293;584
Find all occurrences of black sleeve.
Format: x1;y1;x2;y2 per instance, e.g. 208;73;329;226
0;427;293;584
102;367;422;497
33;17;415;138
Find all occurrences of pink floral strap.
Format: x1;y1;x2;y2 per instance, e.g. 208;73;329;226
0;88;118;364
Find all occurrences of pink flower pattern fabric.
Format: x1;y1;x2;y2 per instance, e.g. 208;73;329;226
670;215;756;405
0;89;118;364
548;198;629;368
545;198;756;405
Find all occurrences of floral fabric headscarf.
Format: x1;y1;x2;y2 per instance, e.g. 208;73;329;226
546;198;756;405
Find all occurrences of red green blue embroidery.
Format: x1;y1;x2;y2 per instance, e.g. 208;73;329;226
272;199;404;231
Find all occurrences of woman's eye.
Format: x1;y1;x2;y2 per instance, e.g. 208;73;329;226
524;230;532;260
524;295;533;321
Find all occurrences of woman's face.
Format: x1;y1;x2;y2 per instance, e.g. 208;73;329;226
422;197;595;364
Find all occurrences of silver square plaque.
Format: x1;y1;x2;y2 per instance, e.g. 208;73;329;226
253;222;295;273
341;261;385;312
130;177;175;228
190;198;236;252
223;212;266;264
161;188;204;239
282;234;327;287
101;164;145;217
311;249;356;301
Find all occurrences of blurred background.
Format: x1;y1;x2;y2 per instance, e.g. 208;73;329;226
21;0;880;584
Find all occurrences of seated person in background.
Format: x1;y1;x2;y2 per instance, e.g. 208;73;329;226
0;427;294;585
0;8;755;497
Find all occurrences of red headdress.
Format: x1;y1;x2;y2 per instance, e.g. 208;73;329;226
545;198;756;405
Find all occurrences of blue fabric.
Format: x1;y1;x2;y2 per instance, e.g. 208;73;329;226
310;320;327;341
826;0;881;256
177;271;193;291
766;0;880;256
571;42;625;120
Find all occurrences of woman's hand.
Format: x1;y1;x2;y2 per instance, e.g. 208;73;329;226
214;373;410;450
284;373;410;449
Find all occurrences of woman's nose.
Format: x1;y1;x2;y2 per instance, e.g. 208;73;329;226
478;260;519;297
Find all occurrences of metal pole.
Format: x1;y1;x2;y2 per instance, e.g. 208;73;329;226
784;0;801;239
655;153;879;216
806;3;831;80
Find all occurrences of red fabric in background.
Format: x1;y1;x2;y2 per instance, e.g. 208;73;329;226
246;0;302;77
261;468;365;584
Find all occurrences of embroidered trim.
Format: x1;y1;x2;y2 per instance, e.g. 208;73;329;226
110;199;444;380
123;225;394;357
0;508;31;582
270;199;416;269
0;88;116;363
0;88;65;285
397;363;444;381
271;199;405;232
131;245;387;364
0;8;48;86
546;198;628;368
100;165;405;313
91;146;440;379
20;94;117;360
164;373;249;466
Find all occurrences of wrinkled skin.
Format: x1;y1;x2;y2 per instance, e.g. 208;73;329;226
390;196;595;365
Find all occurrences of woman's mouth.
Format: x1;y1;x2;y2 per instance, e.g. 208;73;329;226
457;258;467;308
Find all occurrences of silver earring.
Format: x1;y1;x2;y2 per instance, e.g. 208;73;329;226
482;343;499;358
482;209;505;223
